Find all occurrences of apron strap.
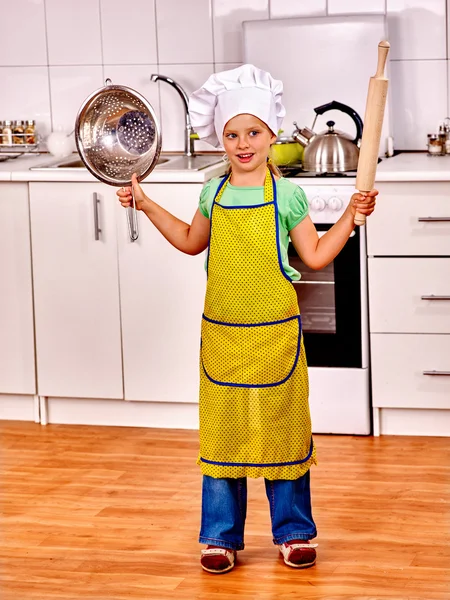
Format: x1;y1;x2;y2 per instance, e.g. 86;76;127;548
215;168;275;205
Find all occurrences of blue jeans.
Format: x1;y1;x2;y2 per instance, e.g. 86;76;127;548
199;470;317;551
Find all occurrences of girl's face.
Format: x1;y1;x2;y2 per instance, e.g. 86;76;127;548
222;114;276;173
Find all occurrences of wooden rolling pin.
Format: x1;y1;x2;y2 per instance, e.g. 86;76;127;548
354;41;390;226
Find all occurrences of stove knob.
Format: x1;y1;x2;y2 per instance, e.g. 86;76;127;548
328;196;343;211
311;196;326;211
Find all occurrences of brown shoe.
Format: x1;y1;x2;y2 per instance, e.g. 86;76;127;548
278;540;317;568
201;545;236;574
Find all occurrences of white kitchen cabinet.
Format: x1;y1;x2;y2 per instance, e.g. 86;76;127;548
29;183;123;399
371;333;450;410
0;183;36;394
368;258;450;333
117;183;206;403
366;182;450;257
367;181;450;436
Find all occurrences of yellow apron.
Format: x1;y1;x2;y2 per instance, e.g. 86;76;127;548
198;169;317;480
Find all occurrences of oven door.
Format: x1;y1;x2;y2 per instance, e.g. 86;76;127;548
289;224;362;368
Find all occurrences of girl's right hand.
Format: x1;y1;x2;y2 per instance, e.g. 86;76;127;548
116;173;148;211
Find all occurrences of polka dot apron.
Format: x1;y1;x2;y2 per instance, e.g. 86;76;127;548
197;169;316;480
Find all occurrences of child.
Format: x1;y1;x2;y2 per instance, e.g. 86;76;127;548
117;64;377;574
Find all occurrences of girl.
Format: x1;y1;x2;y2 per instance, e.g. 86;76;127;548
117;64;377;574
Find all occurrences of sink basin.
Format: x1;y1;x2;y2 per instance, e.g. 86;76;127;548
31;156;169;169
30;153;222;172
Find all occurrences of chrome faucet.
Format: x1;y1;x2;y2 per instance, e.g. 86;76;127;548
150;74;195;156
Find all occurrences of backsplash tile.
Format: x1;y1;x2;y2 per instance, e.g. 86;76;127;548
2;0;449;151
270;0;326;18
390;60;447;150
387;0;446;60
49;66;104;132
0;0;47;66
0;67;51;137
215;63;243;72
328;0;386;13
100;0;158;65
46;0;102;65
156;0;214;64
212;0;269;63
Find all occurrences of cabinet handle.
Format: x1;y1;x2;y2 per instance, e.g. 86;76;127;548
423;370;450;376
93;192;101;241
421;295;450;301
418;217;450;222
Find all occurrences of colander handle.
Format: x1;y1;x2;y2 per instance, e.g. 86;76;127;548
126;189;139;242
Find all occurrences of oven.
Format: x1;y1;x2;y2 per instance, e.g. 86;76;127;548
284;179;371;435
289;225;362;368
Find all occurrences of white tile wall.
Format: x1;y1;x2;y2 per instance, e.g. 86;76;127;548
100;0;158;65
387;0;446;60
0;67;51;136
328;0;386;14
213;0;269;63
0;0;47;66
2;0;450;151
156;0;214;64
270;0;326;18
49;66;103;131
45;0;103;65
390;60;448;149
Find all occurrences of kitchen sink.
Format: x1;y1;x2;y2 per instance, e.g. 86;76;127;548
30;152;223;172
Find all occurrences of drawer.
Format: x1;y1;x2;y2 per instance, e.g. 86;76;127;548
367;182;450;256
369;258;450;333
371;333;450;409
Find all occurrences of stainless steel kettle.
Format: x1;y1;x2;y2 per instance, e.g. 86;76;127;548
292;100;364;173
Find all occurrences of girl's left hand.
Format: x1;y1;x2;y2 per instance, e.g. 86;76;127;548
348;189;378;218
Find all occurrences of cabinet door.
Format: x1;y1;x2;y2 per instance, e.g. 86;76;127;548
118;183;206;403
0;184;36;394
30;183;123;399
368;257;450;333
371;333;450;409
367;182;450;256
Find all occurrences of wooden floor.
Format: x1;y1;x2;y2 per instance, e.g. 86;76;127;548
0;422;449;600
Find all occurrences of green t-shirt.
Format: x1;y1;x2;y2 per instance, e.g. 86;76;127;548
199;176;309;281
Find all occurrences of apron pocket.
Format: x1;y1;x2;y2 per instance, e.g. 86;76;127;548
201;315;301;387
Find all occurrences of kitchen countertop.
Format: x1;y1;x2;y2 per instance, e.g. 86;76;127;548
0;152;228;183
1;151;450;183
375;152;450;182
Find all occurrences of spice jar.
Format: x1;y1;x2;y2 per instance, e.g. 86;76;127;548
12;120;25;144
442;118;450;154
25;120;36;145
427;133;443;156
2;120;13;145
438;125;447;154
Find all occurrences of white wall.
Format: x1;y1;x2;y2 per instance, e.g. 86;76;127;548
0;0;447;152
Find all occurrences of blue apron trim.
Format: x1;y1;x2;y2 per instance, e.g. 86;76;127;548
202;313;300;328
201;315;302;388
271;170;293;283
206;174;228;276
200;437;314;467
214;201;274;209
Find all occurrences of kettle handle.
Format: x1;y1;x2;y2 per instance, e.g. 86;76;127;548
313;100;363;144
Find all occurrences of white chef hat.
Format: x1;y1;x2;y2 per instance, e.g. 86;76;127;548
188;64;285;148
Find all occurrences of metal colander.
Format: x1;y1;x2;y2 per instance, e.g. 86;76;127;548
75;81;162;241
